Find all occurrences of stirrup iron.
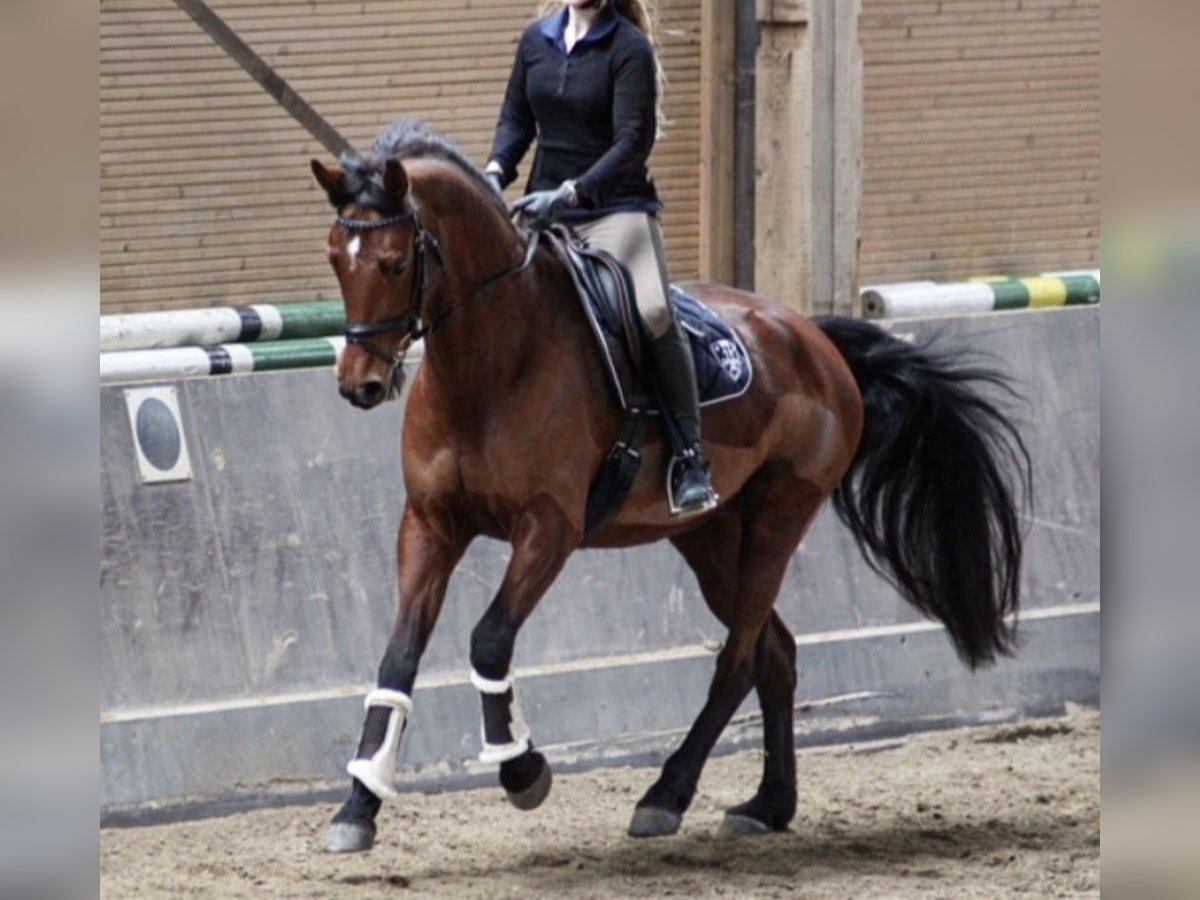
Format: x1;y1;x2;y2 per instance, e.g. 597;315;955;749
666;448;719;517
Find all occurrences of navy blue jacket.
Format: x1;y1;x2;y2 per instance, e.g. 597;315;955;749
488;7;662;220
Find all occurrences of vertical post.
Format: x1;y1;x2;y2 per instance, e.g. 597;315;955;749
832;0;863;316
700;1;737;286
754;0;816;311
753;0;860;315
733;0;758;292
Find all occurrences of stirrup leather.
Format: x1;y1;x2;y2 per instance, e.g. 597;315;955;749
666;448;719;517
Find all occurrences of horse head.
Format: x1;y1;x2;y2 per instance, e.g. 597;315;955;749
312;154;430;410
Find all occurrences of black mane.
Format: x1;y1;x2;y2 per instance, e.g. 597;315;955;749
337;118;506;215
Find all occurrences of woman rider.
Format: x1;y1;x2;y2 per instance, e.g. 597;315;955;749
484;0;718;518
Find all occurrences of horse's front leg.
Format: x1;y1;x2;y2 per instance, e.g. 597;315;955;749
469;496;577;809
324;503;470;853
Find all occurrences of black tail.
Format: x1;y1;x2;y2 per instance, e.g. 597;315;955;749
815;316;1032;668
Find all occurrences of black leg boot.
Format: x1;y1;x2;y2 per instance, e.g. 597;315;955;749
647;321;719;516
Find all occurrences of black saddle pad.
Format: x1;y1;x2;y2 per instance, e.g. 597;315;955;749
581;283;753;410
670;286;753;407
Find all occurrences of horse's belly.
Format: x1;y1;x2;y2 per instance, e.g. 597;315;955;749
590;392;846;547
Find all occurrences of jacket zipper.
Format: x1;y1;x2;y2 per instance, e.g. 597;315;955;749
558;57;571;96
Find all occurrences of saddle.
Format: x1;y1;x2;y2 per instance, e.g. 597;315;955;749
542;226;650;408
538;226;754;538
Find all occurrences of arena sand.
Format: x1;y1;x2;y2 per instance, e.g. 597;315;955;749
101;708;1099;898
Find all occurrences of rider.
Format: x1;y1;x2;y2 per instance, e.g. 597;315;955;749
484;0;718;517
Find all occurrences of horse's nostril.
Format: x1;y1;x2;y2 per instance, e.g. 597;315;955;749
357;381;386;408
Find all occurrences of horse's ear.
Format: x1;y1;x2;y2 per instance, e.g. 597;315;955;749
311;159;347;208
383;158;409;202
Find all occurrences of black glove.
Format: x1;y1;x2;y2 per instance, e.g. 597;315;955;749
512;181;577;229
485;171;505;196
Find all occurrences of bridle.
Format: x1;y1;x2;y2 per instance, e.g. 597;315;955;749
334;206;539;394
336;209;437;387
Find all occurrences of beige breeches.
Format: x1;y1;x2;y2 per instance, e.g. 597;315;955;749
573;212;674;338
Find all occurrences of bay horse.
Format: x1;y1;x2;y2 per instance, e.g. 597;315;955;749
310;120;1030;853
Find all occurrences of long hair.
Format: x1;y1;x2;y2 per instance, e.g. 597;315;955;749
536;0;668;137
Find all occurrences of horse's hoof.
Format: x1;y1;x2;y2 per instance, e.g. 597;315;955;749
323;821;376;853
717;812;772;838
506;757;553;811
628;806;682;838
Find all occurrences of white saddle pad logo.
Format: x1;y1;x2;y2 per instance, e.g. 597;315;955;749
710;339;743;381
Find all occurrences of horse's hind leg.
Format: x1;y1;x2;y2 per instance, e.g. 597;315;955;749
467;496;577;809
629;469;818;838
719;611;798;836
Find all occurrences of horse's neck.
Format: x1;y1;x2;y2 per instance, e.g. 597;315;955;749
408;165;521;292
409;169;577;399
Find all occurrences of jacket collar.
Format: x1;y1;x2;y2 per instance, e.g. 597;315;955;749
538;5;620;51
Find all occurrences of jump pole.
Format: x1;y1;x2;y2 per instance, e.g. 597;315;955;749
101;301;344;352
861;270;1100;319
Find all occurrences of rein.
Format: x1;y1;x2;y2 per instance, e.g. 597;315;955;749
419;228;540;336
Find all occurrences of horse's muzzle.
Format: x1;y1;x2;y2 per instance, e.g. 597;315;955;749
340;379;387;410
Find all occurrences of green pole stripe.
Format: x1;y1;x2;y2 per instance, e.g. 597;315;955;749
246;338;340;371
1058;275;1101;305
275;301;345;339
989;277;1099;310
990;281;1031;310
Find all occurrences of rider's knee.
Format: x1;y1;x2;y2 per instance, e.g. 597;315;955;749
641;302;673;339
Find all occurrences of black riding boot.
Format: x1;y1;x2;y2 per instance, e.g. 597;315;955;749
647;320;719;516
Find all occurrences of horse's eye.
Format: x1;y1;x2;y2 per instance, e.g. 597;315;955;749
381;257;410;276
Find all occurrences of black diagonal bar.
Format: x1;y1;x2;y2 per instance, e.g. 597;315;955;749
171;0;352;158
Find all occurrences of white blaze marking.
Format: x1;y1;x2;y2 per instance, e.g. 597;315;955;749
347;236;361;266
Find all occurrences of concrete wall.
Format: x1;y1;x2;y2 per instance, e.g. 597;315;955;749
100;307;1098;821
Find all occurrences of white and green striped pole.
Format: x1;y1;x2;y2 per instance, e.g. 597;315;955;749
861;270;1100;319
100;336;352;385
100;301;344;352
